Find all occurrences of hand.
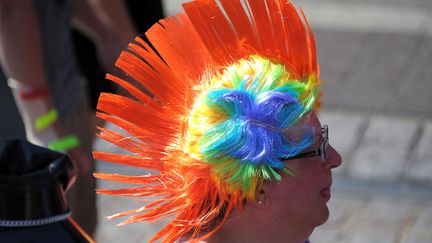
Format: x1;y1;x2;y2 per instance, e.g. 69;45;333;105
67;146;92;178
51;122;92;177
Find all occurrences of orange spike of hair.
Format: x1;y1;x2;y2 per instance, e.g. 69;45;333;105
105;73;158;109
95;126;148;155
93;152;162;170
93;173;164;185
146;15;215;84
95;0;319;242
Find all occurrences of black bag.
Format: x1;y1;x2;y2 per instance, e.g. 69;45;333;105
0;140;92;243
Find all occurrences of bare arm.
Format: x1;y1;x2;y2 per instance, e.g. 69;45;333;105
0;0;90;176
87;0;137;43
71;0;111;44
71;0;137;70
0;0;47;89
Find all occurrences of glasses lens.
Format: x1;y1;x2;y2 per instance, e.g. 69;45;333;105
322;125;329;162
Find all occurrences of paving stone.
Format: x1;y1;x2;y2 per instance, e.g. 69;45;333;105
403;230;432;243
316;30;364;97
326;195;362;226
350;197;412;227
301;2;431;34
411;203;432;231
389;36;432;117
407;121;432;183
361;116;418;149
310;227;346;243
349;146;406;181
328;32;430;115
349;116;418;181
301;0;432;11
346;226;397;243
319;110;365;158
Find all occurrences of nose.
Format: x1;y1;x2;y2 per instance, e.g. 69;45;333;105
324;145;342;170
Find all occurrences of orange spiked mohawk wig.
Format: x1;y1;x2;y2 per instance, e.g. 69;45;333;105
94;0;321;242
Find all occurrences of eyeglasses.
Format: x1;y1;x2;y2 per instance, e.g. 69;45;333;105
281;125;329;163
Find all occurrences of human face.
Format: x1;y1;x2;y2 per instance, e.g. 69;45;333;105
260;113;342;237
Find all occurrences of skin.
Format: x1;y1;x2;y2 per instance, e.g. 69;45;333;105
209;113;342;243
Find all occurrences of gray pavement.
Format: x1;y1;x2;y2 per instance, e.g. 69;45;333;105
311;186;432;243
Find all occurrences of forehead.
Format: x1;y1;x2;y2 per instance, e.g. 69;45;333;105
305;112;322;130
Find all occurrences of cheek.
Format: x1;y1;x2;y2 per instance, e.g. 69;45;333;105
271;177;320;211
269;168;326;219
281;165;324;198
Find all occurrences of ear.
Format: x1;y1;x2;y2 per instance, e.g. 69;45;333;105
254;187;270;208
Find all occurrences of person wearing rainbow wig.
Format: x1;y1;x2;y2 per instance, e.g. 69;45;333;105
94;0;342;242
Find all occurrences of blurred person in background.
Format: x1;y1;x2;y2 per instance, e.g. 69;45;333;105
72;0;164;113
94;0;342;242
0;0;137;236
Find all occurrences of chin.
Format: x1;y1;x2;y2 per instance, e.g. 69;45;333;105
317;205;330;226
310;204;330;228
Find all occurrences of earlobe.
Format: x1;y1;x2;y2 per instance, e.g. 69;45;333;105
255;189;270;208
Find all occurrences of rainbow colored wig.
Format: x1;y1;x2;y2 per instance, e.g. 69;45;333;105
94;0;321;242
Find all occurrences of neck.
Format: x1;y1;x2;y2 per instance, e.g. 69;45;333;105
207;218;313;243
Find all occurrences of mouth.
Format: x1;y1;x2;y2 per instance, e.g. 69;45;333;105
320;184;332;200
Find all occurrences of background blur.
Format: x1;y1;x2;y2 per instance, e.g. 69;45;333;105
1;0;431;242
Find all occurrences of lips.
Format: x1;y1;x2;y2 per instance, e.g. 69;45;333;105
320;187;331;197
320;183;332;200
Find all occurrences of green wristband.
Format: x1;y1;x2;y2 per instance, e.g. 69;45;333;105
48;135;80;151
35;108;58;131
